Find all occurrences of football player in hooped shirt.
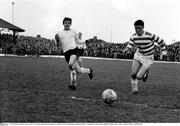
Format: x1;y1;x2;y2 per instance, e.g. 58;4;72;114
123;19;167;95
55;17;93;90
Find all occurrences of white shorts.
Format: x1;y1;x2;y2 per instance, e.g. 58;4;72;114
134;51;154;68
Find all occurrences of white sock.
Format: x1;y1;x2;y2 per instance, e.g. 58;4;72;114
131;77;138;91
78;58;82;67
77;67;90;74
70;70;76;85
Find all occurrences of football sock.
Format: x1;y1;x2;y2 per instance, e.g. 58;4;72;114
77;67;90;74
78;58;82;67
70;70;76;85
131;77;138;91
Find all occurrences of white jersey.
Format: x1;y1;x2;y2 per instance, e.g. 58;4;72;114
77;38;86;49
58;29;78;52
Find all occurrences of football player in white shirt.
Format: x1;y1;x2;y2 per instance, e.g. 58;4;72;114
77;32;86;67
123;19;167;95
55;17;93;90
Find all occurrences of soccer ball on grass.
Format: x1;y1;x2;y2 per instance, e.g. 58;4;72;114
102;89;117;104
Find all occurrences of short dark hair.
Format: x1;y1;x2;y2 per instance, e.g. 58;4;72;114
63;17;72;24
134;20;144;27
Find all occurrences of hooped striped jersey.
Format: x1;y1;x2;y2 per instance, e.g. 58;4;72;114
127;31;166;56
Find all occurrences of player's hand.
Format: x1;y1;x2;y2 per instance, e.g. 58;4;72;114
55;34;60;43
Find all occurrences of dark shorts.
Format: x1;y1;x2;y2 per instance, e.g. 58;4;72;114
78;48;84;56
64;47;79;63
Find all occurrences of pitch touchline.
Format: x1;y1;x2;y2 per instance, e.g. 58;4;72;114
40;55;180;64
1;54;180;64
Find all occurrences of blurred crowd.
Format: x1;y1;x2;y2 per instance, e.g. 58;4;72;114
0;33;62;56
85;38;180;62
0;33;180;62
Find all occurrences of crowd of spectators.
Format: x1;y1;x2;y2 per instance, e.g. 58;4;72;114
85;38;180;62
0;33;62;56
14;35;62;56
0;33;180;62
85;39;133;59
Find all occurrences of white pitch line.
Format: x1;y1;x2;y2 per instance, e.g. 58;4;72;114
69;96;148;109
1;54;180;64
40;55;180;64
69;96;101;102
68;96;180;113
1;90;180;113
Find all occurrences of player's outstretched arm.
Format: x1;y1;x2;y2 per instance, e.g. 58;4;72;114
152;34;168;60
152;34;167;53
55;34;60;43
55;34;62;48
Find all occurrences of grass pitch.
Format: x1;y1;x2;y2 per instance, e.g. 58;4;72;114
0;56;180;122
